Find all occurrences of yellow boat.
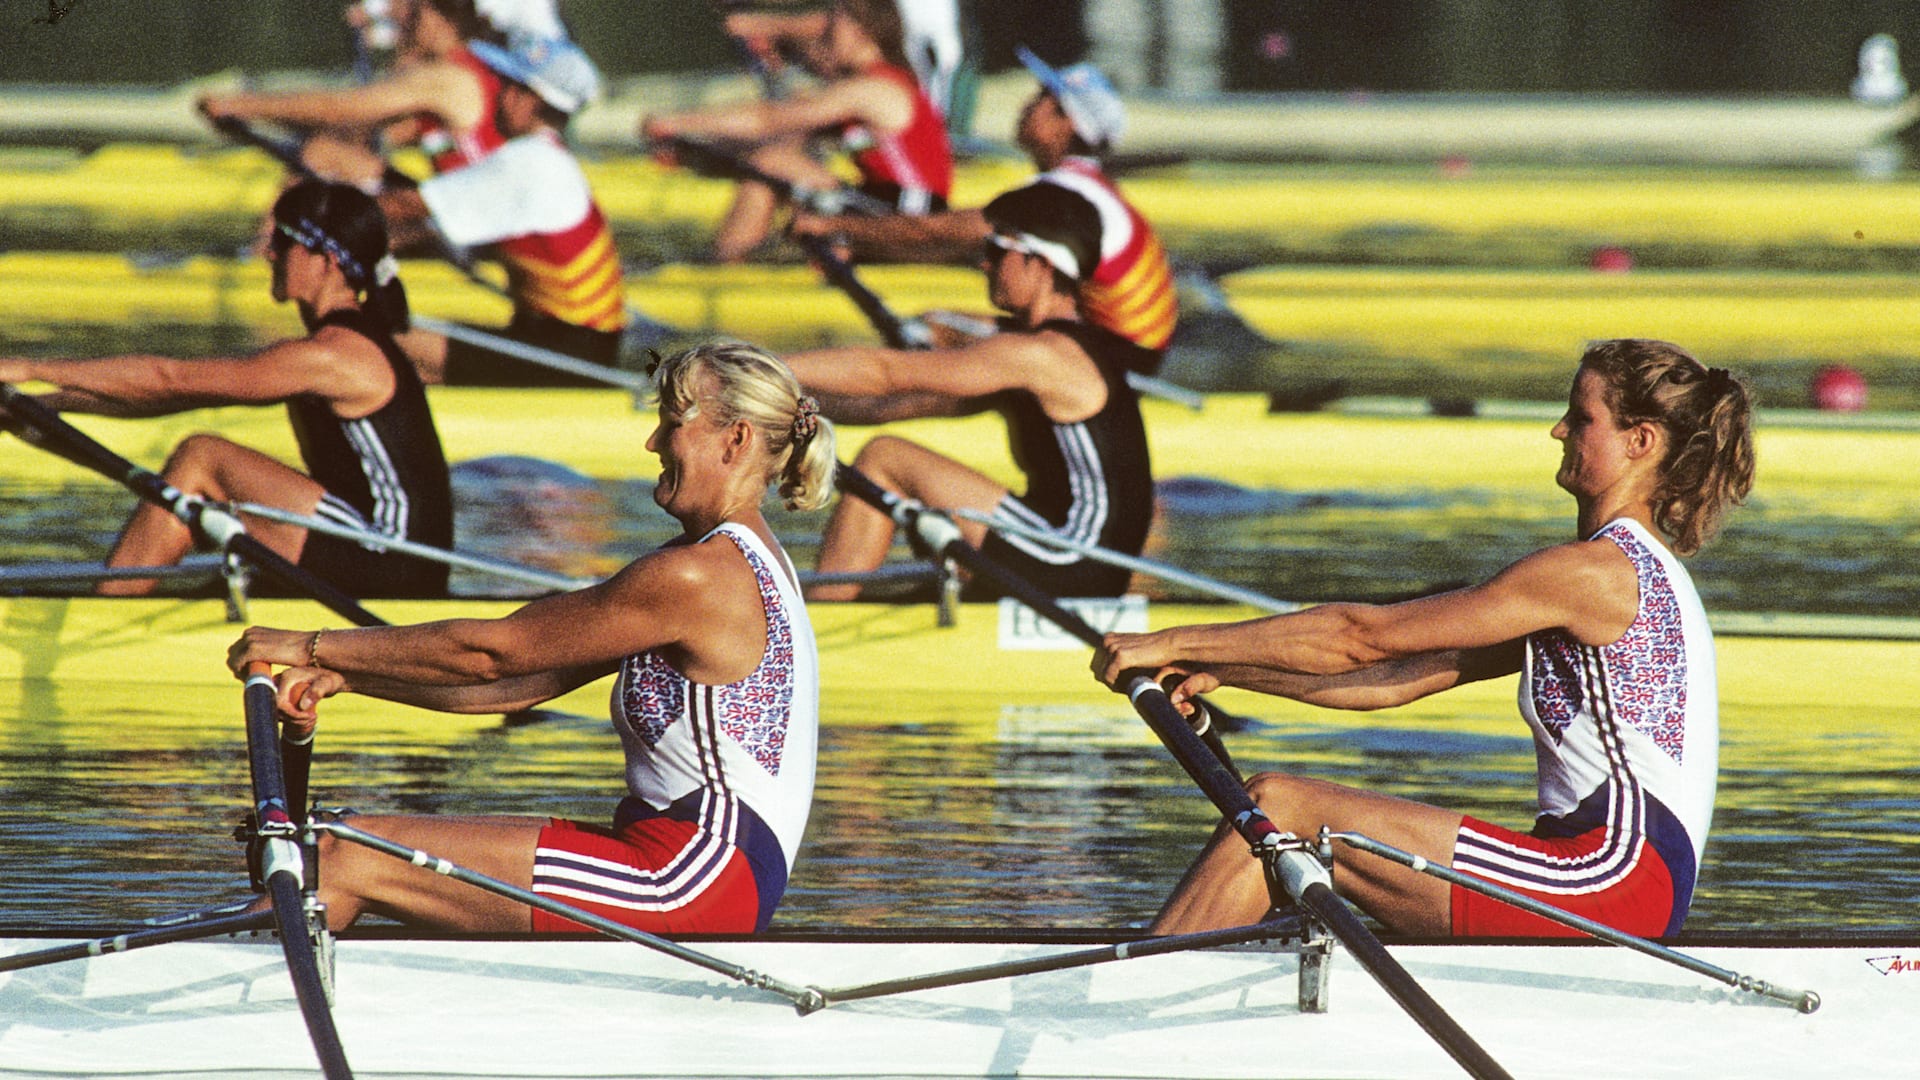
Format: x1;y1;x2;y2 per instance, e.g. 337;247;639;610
5;250;1920;406
3;391;1911;527
7;137;1920;264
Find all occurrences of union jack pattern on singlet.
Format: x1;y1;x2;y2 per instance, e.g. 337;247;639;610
532;525;818;922
1454;519;1717;913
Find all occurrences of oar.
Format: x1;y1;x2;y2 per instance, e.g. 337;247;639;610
209;114;419;199
833;461;1512;1079
832;461;1245;774
241;662;355;1079
1120;682;1511;1080
0;384;384;629
0;908;277;975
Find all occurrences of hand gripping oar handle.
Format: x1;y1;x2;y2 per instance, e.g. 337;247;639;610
832;463;1243;780
242;661;355;1079
1123;677;1515;1080
0;383;386;629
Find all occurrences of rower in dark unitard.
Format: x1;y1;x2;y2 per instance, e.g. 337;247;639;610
0;181;452;598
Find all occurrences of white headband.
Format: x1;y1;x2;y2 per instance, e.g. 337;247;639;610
990;230;1081;281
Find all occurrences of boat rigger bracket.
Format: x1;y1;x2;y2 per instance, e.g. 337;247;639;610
1255;828;1338;1013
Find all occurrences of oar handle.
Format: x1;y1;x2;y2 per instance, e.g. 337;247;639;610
240;660;354;1078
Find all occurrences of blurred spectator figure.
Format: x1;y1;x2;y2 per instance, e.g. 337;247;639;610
1852;33;1908;106
648;0;954;263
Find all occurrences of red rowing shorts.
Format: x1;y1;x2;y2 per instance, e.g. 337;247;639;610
528;815;764;935
1449;815;1679;938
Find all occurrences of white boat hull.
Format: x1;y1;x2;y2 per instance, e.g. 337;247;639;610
1;932;1912;1079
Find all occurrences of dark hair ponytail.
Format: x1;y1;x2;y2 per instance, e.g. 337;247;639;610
271;180;411;335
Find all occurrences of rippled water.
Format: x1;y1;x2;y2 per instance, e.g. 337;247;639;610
1;460;1916;934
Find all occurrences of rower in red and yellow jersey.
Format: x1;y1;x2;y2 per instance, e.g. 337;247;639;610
198;0;513;187
382;35;630;386
1040;156;1177;359
641;0;956;263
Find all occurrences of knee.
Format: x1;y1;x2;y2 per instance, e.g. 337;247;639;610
852;435;919;481
162;432;237;487
1244;771;1310;812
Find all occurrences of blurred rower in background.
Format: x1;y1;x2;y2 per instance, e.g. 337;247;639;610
785;184;1152;601
646;0;954;263
0;182;453;599
201;0;511;182
364;34;629;385
792;48;1176;368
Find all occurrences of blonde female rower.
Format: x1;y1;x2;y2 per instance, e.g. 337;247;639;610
228;342;835;934
1095;339;1755;939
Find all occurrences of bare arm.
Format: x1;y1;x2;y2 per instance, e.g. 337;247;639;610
1096;539;1638;703
0;333;391;419
231;540;768;718
1179;641;1523;712
645;74;914;146
787;331;1080;416
199;64;483;135
791;207;991;264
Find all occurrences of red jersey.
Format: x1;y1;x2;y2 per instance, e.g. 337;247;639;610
841;61;953;210
414;47;508;174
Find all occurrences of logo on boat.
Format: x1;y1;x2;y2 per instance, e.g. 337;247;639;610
1866;955;1918;975
997;594;1148;650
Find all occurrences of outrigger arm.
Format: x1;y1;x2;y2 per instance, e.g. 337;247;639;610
1330;830;1822;1013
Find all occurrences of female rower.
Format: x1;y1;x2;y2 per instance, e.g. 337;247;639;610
642;0;953;262
227;342;835;934
199;0;509;183
0;180;452;599
1094;339;1755;939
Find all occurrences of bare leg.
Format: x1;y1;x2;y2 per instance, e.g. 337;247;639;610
100;434;324;595
1149;772;1462;936
810;435;1000;601
272;814;547;932
711;140;844;263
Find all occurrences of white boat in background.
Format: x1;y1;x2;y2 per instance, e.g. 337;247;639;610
0;927;1911;1079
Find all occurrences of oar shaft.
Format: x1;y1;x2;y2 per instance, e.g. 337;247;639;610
834;462;1245;776
0;909;277;974
242;661;354;1079
1298;882;1514;1080
1124;676;1514;1080
795;235;932;349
